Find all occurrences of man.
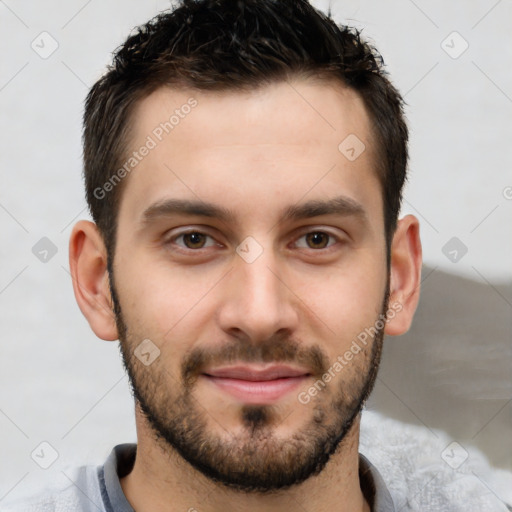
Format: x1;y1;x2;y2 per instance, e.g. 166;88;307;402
4;1;509;511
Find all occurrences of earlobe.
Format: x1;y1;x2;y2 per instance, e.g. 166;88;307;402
385;215;422;336
69;220;119;341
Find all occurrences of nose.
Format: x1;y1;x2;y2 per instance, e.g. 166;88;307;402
216;243;299;343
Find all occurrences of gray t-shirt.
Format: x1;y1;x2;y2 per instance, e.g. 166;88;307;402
3;444;395;511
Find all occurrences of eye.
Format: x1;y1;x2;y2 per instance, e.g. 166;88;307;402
165;228;341;254
294;231;339;250
171;230;218;250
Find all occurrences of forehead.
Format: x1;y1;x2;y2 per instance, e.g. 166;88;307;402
118;79;380;227
131;78;372;152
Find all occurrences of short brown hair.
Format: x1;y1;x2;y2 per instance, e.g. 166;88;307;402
83;0;408;260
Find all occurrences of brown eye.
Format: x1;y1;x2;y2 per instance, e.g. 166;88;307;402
168;231;218;251
292;230;341;252
305;232;330;249
181;232;208;249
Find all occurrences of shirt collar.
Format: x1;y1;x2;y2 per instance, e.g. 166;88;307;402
359;452;396;511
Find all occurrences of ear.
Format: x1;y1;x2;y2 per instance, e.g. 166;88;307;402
385;214;422;336
69;220;119;341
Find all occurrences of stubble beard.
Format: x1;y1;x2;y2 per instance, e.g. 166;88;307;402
110;270;388;494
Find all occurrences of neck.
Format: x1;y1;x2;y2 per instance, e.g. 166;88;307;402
120;406;370;512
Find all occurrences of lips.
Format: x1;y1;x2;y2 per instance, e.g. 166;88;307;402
203;365;311;381
202;364;311;404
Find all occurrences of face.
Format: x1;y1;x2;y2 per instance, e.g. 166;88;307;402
110;79;390;493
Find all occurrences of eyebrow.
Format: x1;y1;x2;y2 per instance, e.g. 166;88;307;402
140;195;367;228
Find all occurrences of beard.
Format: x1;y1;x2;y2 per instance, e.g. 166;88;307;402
110;269;389;494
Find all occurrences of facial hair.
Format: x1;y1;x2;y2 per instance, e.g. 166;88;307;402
110;267;389;494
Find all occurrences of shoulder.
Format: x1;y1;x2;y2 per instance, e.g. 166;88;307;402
360;409;512;511
1;464;105;512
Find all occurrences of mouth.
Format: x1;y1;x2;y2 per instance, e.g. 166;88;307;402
202;364;312;404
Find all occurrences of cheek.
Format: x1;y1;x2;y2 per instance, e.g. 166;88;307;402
115;257;221;342
293;258;386;347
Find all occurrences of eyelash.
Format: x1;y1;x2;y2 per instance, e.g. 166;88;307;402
166;228;342;254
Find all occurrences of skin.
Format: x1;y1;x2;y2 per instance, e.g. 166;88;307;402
69;78;422;512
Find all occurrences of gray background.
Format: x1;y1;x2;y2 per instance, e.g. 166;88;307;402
0;0;511;502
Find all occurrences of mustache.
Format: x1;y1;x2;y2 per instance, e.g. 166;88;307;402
181;334;329;387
